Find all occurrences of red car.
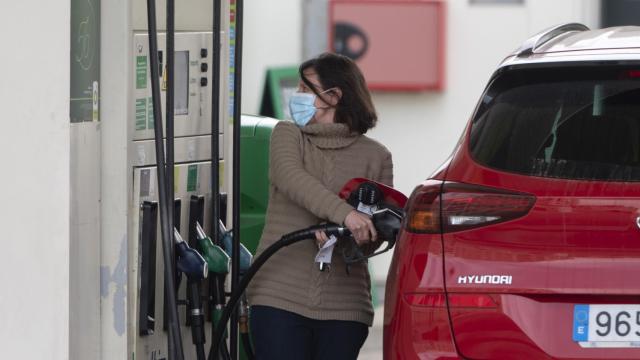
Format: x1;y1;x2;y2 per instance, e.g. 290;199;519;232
384;24;640;359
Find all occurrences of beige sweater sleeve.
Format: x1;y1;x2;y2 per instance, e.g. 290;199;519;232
269;121;354;225
378;149;394;187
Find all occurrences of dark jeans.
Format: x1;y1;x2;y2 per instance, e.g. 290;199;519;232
250;305;369;360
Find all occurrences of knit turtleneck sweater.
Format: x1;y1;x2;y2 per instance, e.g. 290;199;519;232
247;120;393;326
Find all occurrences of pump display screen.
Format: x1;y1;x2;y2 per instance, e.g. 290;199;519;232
175;51;189;115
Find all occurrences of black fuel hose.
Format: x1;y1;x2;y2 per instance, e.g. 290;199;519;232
187;280;206;360
207;224;350;360
145;0;184;356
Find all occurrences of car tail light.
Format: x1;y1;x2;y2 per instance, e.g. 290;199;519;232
404;181;535;233
404;181;443;233
441;183;535;232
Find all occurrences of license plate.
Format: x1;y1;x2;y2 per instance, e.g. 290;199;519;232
573;304;640;348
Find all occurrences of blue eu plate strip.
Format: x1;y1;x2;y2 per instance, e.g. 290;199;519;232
573;304;590;342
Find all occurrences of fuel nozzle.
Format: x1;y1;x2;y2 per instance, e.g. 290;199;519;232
341;207;404;264
195;222;230;274
219;221;253;275
340;180;407;266
174;228;208;280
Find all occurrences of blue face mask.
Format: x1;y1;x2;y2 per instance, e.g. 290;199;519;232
288;88;334;127
288;92;317;127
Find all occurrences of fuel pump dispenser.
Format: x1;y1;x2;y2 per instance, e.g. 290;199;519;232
83;0;246;358
140;0;251;357
128;0;233;358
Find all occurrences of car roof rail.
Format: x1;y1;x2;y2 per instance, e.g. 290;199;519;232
516;23;589;58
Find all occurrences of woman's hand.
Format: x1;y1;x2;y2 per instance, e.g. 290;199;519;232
315;230;330;248
314;210;377;248
344;210;377;246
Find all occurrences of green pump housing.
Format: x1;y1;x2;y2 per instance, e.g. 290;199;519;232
239;115;279;254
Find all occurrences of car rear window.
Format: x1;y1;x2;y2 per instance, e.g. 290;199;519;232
469;65;640;181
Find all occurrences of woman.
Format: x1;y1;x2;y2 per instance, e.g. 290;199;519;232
248;52;393;360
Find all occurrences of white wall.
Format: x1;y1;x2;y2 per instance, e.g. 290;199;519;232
242;0;304;113
0;1;70;359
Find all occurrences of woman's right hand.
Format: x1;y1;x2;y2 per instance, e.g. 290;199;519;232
344;210;377;246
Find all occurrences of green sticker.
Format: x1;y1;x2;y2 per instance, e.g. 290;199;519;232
136;56;147;89
135;98;146;130
187;165;198;192
147;97;154;129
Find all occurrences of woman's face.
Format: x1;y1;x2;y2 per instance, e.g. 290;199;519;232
298;68;339;125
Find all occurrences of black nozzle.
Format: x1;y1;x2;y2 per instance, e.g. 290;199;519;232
342;207;404;264
372;207;403;241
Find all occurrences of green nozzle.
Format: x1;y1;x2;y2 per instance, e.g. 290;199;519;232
198;236;230;274
195;223;230;274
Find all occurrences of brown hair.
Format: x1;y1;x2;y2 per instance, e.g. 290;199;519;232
299;52;377;134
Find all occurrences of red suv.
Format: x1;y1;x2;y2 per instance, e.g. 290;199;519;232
384;24;640;359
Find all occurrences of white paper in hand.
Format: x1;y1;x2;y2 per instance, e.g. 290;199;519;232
315;235;337;264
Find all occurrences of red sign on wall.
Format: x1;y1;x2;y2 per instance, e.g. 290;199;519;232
329;0;446;91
